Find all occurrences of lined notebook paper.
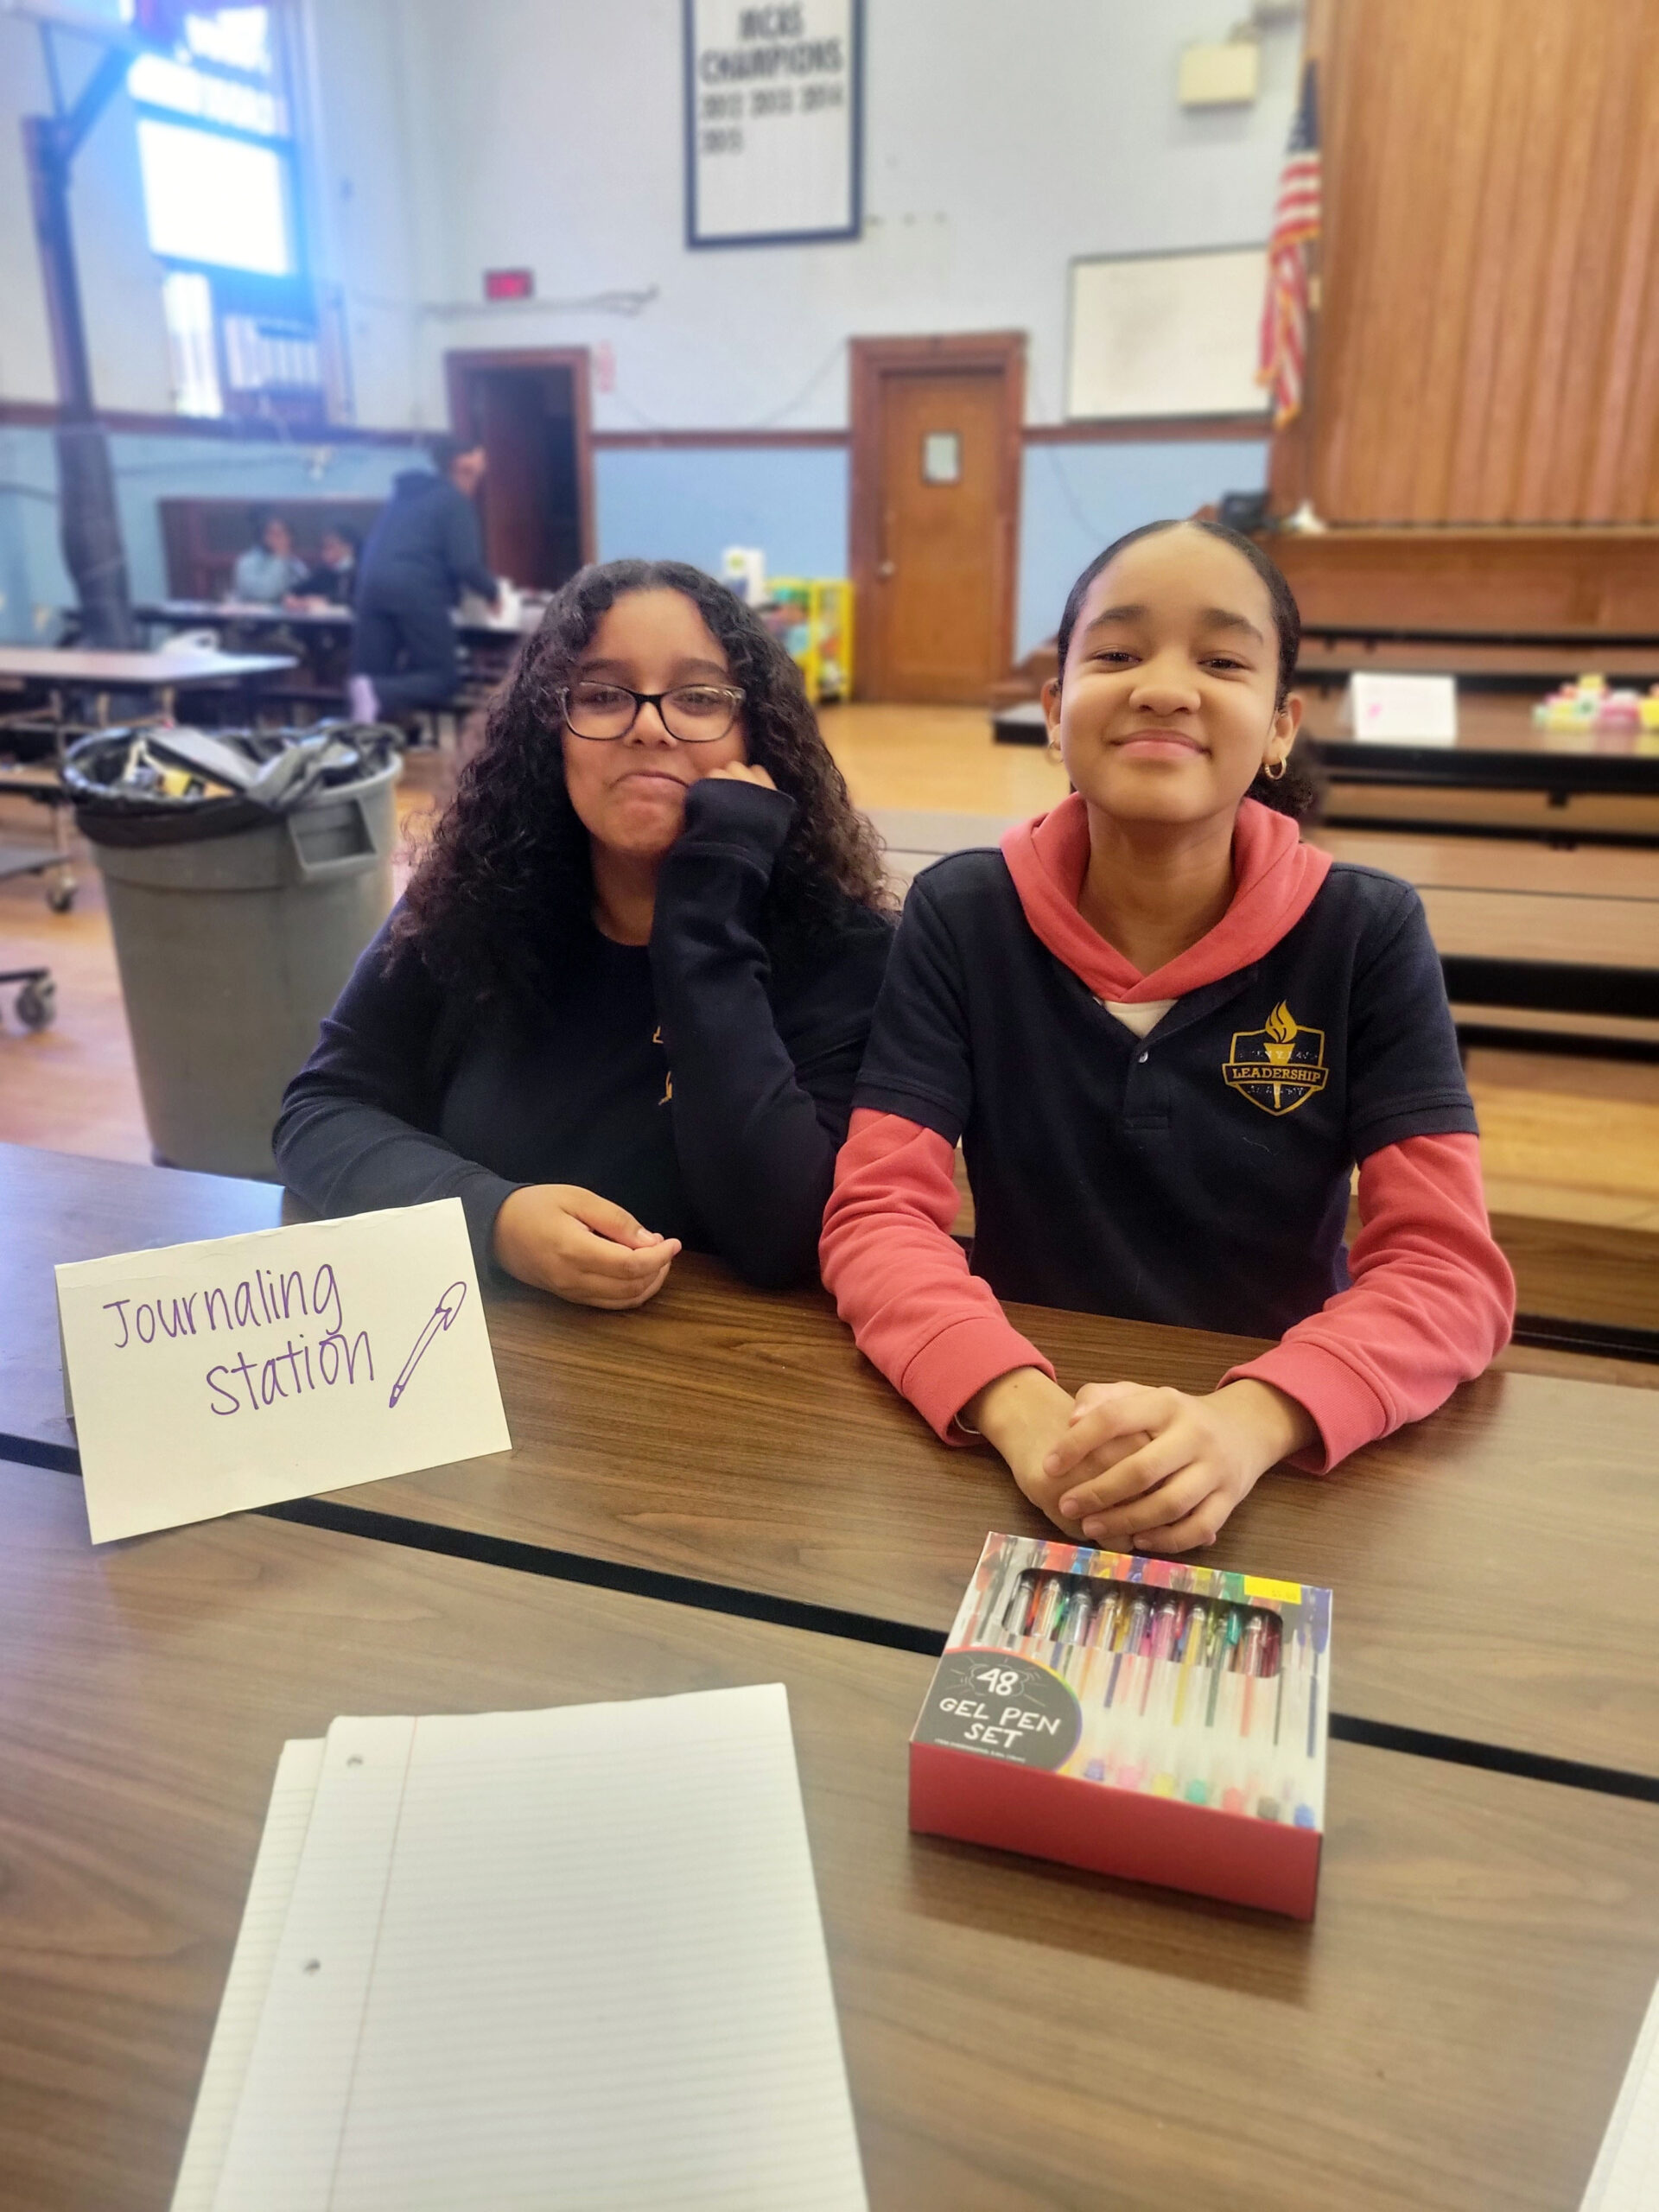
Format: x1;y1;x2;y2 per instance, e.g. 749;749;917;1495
172;1740;325;2212
179;1685;867;2212
1581;1976;1659;2212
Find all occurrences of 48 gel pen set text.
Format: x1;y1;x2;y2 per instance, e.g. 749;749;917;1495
910;1534;1332;1917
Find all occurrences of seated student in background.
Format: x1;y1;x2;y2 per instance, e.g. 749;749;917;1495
231;512;306;603
821;520;1514;1554
277;558;893;1302
288;523;359;608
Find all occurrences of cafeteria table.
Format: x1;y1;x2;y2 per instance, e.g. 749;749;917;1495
6;1141;1659;1785
4;1459;1656;2212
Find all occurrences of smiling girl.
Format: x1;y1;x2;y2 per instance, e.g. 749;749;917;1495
277;559;893;1305
821;519;1514;1551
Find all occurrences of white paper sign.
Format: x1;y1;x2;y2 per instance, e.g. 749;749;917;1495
686;0;860;246
1343;671;1459;744
55;1199;511;1544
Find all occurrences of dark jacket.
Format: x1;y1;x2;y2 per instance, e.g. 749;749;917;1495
273;779;893;1291
853;843;1475;1335
296;558;356;606
357;470;495;607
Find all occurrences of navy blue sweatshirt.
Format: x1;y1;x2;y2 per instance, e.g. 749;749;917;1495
273;779;893;1288
357;470;495;607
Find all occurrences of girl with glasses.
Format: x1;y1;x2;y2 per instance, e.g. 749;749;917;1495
276;559;893;1306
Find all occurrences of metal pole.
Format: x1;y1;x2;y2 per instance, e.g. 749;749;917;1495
22;36;137;647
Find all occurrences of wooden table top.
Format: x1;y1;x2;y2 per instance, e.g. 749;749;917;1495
144;597;354;627
341;1261;1659;1777
137;598;537;642
0;646;297;687
0;1146;285;1465
3;1461;1654;2212
7;1143;1659;1781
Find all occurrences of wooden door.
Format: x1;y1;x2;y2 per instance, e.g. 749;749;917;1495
477;370;560;588
851;335;1023;702
445;349;595;590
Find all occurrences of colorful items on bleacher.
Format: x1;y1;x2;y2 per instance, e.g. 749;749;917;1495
1533;674;1659;734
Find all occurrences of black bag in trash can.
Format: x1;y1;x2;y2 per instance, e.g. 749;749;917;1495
65;723;404;1179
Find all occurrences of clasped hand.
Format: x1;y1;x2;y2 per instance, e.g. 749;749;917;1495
966;1369;1316;1554
493;1185;680;1310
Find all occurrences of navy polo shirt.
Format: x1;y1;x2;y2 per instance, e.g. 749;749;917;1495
853;854;1478;1338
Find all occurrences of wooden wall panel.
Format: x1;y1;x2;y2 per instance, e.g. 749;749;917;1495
1267;529;1659;634
1301;0;1659;525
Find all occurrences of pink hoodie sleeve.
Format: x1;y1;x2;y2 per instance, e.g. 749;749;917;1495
819;1108;1055;1440
1222;1130;1515;1471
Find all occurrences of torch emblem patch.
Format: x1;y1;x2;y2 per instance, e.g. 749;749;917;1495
1223;1001;1328;1116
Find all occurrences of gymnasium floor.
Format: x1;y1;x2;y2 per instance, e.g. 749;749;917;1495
2;702;1656;1385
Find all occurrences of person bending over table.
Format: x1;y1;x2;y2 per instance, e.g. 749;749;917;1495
347;438;498;723
821;520;1516;1553
276;558;893;1303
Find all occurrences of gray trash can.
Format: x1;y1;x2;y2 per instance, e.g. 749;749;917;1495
66;726;402;1179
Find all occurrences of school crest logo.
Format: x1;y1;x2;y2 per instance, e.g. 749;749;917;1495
1224;1001;1328;1116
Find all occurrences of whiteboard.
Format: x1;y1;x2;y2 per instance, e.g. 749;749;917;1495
1066;247;1274;420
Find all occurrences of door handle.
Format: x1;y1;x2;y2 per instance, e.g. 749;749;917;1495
877;560;895;580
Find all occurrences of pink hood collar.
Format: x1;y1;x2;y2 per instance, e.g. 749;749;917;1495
999;792;1332;1002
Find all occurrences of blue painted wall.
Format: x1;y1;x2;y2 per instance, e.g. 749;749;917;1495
1016;439;1270;658
595;435;1270;667
0;425;425;642
2;423;1270;669
0;429;61;646
594;446;849;582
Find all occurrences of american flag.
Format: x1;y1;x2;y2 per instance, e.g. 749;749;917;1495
1258;62;1322;429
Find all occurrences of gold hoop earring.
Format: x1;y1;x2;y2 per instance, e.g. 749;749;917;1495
1263;756;1288;782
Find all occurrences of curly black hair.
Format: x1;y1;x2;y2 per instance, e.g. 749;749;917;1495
396;559;893;1009
1054;519;1320;822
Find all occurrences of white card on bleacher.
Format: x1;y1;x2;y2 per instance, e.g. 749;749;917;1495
1343;671;1459;743
55;1198;510;1543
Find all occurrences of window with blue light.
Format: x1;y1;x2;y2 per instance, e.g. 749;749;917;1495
130;6;296;278
137;117;294;275
128;4;326;418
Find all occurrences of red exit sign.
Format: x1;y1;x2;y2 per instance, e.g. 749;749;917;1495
483;268;534;302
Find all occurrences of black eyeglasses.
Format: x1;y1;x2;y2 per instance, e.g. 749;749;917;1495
556;679;745;745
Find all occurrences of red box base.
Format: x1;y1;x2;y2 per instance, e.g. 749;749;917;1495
910;1738;1321;1919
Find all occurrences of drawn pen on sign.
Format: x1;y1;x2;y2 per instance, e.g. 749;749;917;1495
387;1281;467;1408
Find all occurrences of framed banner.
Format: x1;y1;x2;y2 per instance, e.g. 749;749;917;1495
684;0;862;248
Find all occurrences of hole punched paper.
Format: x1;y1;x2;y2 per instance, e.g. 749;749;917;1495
172;1685;869;2212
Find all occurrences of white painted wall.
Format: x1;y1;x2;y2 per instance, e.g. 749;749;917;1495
296;0;429;427
0;19;173;410
0;1;1285;647
0;21;57;403
379;0;1300;431
3;1;1297;428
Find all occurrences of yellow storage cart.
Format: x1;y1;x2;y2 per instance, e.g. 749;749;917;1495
762;578;854;705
